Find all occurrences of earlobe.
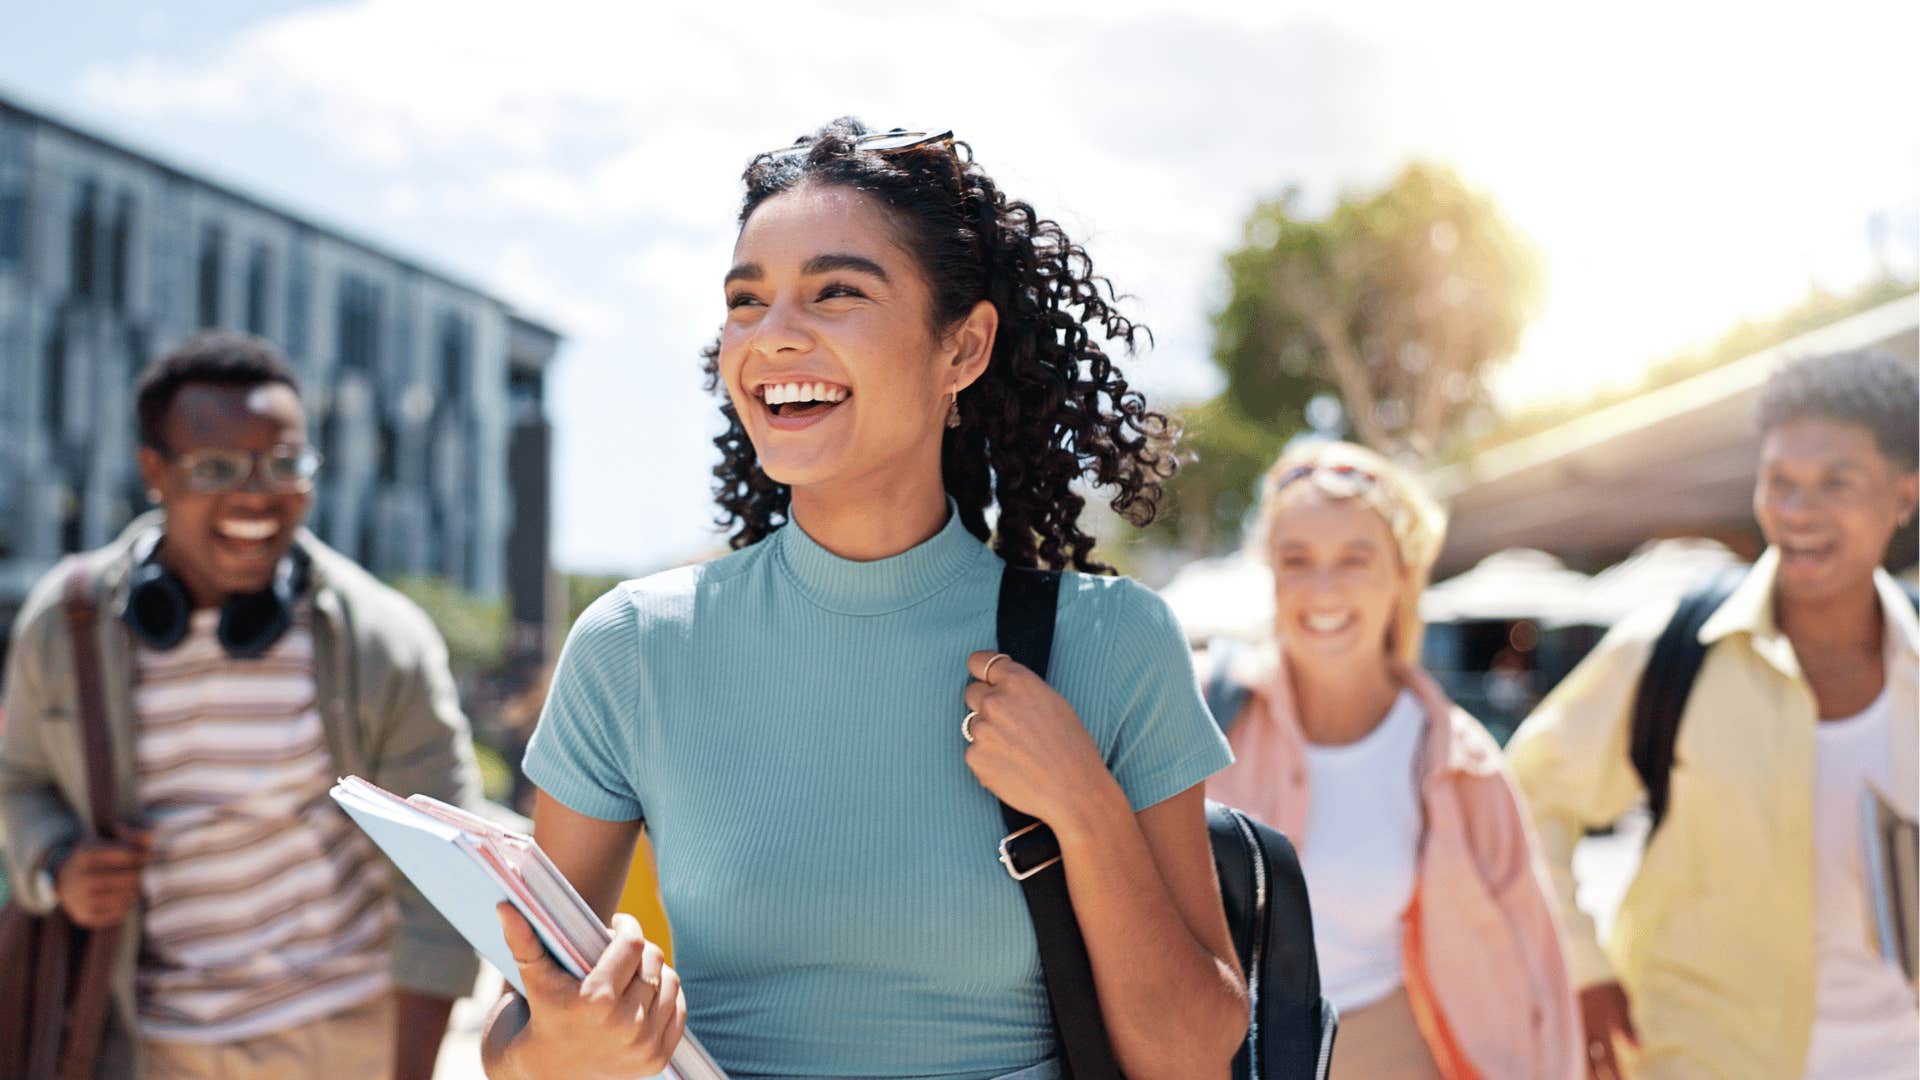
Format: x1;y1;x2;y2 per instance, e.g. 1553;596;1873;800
137;446;167;500
949;299;999;391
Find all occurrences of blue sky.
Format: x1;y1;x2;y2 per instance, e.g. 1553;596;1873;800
5;0;1915;574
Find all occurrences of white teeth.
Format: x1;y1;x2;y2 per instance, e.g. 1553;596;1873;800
759;381;849;406
1305;613;1352;633
217;519;278;541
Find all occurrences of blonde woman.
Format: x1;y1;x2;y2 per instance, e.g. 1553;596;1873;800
1204;441;1580;1080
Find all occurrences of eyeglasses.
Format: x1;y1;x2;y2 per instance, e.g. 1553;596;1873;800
170;446;323;494
762;129;956;163
1271;462;1378;498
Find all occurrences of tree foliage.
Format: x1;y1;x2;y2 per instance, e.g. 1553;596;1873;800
391;576;507;678
1217;162;1539;457
1161;163;1539;551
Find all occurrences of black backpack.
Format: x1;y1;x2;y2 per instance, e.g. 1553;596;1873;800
1629;567;1920;832
994;569;1335;1080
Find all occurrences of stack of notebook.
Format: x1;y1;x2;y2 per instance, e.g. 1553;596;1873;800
330;775;726;1080
1863;785;1919;985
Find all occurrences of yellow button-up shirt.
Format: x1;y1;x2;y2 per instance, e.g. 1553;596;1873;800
1508;548;1919;1079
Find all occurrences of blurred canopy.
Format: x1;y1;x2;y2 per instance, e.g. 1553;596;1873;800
391;577;506;678
1164;162;1540;552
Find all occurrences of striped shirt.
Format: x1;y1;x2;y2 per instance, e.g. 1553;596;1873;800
132;606;394;1043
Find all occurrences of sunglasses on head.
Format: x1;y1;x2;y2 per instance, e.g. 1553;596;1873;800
169;445;323;494
1272;462;1378;497
762;129;956;163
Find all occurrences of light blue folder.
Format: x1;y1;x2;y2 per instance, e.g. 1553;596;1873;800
331;781;569;996
330;779;727;1080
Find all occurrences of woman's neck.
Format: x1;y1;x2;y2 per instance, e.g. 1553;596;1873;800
1286;648;1403;747
788;474;951;562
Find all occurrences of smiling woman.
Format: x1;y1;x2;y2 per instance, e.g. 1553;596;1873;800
1204;440;1582;1080
483;119;1249;1080
703;121;1174;569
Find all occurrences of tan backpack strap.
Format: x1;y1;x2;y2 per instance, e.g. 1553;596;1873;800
58;559;123;1080
61;561;118;838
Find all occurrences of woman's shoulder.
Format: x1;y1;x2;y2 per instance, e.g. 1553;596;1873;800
566;545;765;652
1052;571;1197;677
1056;570;1180;629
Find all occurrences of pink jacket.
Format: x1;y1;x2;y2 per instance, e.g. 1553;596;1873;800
1206;644;1582;1080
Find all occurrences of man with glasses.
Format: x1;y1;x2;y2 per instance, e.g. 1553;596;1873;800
0;331;482;1079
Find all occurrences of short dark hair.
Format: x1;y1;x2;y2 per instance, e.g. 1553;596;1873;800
1756;349;1919;472
135;331;301;453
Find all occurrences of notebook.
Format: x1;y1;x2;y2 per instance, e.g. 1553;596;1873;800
330;776;727;1080
1862;784;1919;985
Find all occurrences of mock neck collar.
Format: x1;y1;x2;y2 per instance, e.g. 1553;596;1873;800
773;503;989;615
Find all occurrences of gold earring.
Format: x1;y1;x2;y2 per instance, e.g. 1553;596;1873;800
945;392;961;429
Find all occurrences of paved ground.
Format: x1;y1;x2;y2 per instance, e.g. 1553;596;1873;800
433;817;1650;1078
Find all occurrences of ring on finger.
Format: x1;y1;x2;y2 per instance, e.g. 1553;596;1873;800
961;711;980;744
981;652;1010;684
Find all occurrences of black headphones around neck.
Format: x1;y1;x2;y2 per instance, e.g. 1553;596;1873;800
123;529;312;659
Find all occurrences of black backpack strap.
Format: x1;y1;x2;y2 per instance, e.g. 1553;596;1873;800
994;566;1122;1080
1207;801;1332;1080
1203;643;1251;735
1628;567;1746;833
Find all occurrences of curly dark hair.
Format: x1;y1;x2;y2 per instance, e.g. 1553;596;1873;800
701;118;1177;572
1756;349;1918;471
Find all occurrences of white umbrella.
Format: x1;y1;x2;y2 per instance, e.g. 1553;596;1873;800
1421;549;1595;625
1158;552;1273;645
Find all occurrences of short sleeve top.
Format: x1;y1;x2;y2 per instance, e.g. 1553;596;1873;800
523;509;1232;1080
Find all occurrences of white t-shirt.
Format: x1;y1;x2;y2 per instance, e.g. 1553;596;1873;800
1803;685;1920;1080
1300;689;1425;1013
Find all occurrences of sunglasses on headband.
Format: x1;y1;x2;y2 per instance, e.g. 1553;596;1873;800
1271;462;1378;498
762;129;956;162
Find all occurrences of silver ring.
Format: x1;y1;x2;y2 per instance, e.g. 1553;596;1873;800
961;711;979;743
981;653;1010;684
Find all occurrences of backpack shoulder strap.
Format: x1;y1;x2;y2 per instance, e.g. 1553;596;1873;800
1208;801;1331;1080
60;560;118;836
1202;643;1251;735
1628;567;1745;833
994;566;1121;1080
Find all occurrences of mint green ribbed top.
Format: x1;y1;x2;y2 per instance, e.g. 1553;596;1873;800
522;509;1232;1080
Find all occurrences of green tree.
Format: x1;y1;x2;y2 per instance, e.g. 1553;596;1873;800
1163;163;1540;550
391;577;507;679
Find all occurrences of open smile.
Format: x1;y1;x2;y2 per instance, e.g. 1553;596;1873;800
211;517;284;562
1300;611;1357;636
752;378;852;428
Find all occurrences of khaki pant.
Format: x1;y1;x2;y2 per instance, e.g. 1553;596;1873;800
143;994;394;1079
1332;985;1444;1080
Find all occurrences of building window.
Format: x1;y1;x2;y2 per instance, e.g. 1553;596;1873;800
508;369;544;421
286;244;310;361
0;126;27;271
197;223;225;328
108;191;133;310
438;311;470;401
336;274;383;372
69;179;98;298
43;322;66;435
378;416;399;484
246;242;272;335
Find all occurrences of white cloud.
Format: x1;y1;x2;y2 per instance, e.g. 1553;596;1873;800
60;0;1920;567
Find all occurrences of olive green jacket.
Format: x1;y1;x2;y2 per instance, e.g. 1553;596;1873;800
0;514;482;1076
